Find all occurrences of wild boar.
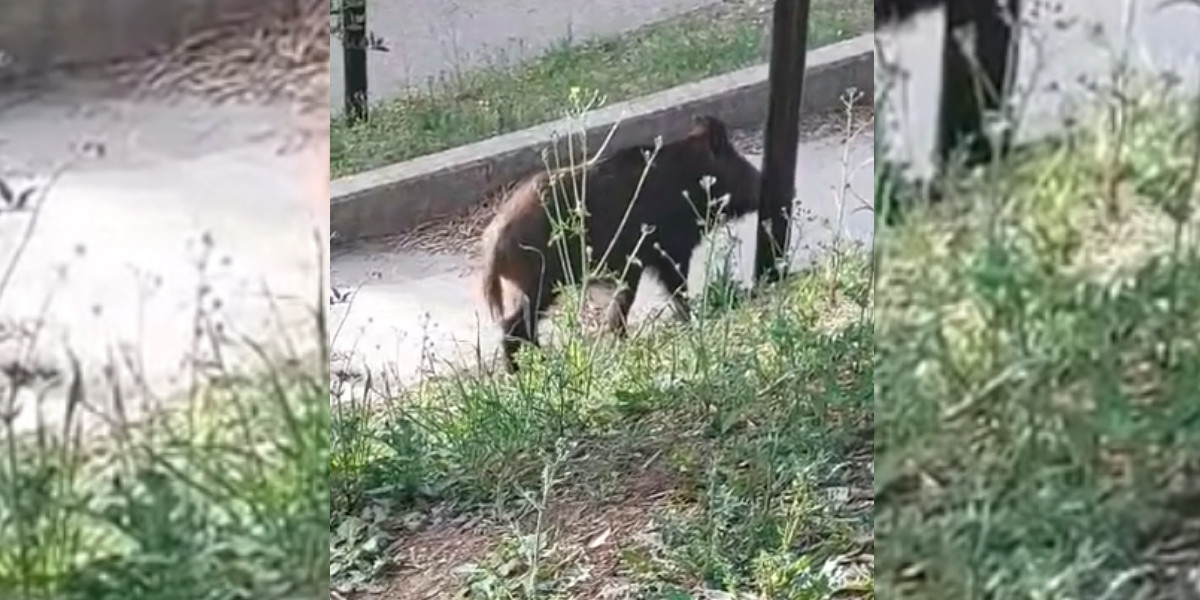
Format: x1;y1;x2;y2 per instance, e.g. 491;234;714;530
478;115;762;372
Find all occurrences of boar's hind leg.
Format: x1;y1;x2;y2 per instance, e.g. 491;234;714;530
499;301;536;373
604;266;643;337
499;281;559;372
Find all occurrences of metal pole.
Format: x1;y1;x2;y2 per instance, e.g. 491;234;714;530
936;0;1019;167
342;0;369;122
754;0;811;284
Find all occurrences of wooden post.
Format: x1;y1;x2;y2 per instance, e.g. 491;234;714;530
754;0;811;284
936;0;1019;167
341;0;369;122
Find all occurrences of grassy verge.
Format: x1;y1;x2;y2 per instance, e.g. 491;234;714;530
0;365;329;600
330;0;871;178
331;254;874;598
0;176;329;599
875;75;1200;598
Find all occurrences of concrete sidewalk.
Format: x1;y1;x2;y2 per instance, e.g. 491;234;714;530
0;81;325;432
330;129;873;392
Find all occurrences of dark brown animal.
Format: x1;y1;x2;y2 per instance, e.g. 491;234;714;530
479;115;761;372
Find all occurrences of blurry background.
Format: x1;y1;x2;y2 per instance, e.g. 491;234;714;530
0;0;327;429
876;0;1200;177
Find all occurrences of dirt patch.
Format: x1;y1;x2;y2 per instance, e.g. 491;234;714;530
368;513;494;600
359;451;688;600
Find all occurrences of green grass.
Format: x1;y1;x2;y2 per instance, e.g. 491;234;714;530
332;260;874;598
875;75;1200;599
330;0;871;178
0;359;329;600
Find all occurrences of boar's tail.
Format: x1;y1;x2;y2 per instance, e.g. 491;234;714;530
480;228;506;321
482;262;505;322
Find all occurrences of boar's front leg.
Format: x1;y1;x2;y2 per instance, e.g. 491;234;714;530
604;265;643;337
648;256;692;323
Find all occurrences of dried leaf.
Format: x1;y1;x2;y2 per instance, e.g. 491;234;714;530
587;528;612;549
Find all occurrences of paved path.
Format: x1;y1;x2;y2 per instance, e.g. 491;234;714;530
0;81;325;432
877;0;1200;176
331;0;714;109
330;130;873;393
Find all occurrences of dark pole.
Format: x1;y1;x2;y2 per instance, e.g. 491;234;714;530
936;0;1019;167
754;0;811;285
342;0;369;123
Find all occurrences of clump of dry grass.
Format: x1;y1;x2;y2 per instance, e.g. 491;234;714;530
113;0;328;117
385;194;504;258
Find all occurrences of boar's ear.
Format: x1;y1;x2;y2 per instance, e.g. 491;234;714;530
688;115;734;157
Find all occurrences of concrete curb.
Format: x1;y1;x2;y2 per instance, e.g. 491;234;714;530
331;33;873;243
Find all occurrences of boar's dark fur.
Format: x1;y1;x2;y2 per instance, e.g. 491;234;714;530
479;115;761;372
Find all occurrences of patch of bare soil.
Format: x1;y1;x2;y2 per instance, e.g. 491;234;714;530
365;512;494;600
359;449;688;600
